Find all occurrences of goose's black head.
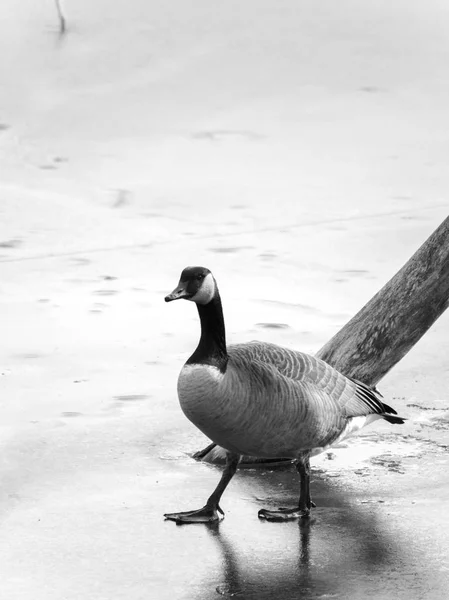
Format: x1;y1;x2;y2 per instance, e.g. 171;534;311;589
165;266;217;305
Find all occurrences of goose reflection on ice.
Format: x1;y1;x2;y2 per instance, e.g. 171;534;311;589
205;519;322;599
186;466;436;600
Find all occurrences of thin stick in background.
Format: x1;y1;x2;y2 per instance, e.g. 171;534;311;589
55;0;66;35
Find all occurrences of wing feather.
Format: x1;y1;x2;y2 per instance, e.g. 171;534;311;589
228;341;394;419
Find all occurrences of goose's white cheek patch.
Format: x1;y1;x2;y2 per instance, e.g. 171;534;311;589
190;273;216;305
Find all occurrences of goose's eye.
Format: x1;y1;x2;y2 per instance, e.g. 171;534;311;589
197;274;205;281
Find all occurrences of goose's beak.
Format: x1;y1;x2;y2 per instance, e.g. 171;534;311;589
165;282;189;302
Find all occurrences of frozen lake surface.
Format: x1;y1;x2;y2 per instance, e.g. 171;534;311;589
1;1;449;598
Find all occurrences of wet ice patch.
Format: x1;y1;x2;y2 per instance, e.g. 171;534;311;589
114;394;150;402
68;257;91;266
259;252;277;261
209;246;252;254
61;411;83;418
93;289;119;296
215;582;242;596
256;323;290;329
370;455;405;474
341;269;370;275
313;432;431;478
0;239;22;248
359;86;384;93
191;130;264;142
112;189;132;208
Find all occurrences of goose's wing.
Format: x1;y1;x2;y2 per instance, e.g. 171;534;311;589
229;341;398;420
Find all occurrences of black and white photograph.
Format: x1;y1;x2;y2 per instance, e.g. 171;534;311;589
1;1;448;598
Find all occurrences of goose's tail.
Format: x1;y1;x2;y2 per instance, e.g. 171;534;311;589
382;402;406;425
381;412;406;425
379;400;406;425
351;377;407;425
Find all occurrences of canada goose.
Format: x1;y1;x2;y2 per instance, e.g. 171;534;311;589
164;266;405;523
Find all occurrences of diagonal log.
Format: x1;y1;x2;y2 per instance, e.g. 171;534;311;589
316;215;449;383
195;216;449;465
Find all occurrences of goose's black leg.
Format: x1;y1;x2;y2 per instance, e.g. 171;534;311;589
258;453;315;521
164;452;241;524
192;442;217;461
297;454;316;511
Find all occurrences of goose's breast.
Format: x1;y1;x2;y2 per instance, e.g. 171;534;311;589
177;363;226;425
178;363;268;454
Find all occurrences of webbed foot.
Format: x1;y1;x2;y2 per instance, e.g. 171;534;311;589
164;504;224;524
258;506;311;521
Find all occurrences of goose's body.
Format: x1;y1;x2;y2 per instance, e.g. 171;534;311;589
164;266;404;524
178;343;395;458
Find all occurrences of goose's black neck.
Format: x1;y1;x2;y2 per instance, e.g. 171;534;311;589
186;293;228;373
